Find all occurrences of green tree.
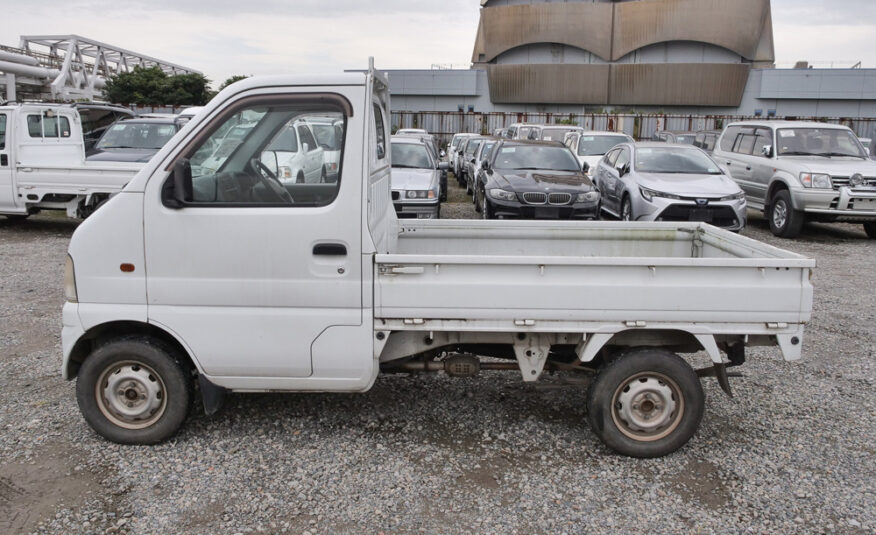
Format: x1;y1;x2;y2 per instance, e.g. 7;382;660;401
103;66;212;106
218;75;250;91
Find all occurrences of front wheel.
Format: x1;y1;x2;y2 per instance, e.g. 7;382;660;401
474;187;482;213
769;189;804;238
482;194;493;219
76;337;193;444
620;196;633;222
863;222;876;239
586;348;704;458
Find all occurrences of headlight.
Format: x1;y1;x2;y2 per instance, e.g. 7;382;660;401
640;187;680;202
576;191;599;202
720;191;746;201
64;254;78;303
278;166;292;178
800;173;832;189
405;190;436;199
489;189;518;201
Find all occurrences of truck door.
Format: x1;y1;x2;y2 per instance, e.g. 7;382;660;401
0;112;14;212
143;93;363;379
748;128;775;201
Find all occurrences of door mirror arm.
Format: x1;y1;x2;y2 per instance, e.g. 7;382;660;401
165;158;193;208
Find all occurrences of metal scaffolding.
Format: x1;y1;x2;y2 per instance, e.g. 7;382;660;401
1;34;200;102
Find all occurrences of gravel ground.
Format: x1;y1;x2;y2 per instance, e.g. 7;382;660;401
1;180;874;535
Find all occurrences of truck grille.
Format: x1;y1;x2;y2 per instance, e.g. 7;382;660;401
522;192;547;204
831;176;876;189
548;193;572;205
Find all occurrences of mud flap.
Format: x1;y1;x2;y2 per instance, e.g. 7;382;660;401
198;374;227;416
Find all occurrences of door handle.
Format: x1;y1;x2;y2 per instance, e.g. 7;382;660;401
725;161;732;166
745;166;752;171
313;243;346;256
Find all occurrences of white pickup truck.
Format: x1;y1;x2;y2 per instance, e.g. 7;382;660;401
0;103;142;219
62;62;815;458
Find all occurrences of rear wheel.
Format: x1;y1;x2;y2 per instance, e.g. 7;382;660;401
769;189;804;238
586;348;704;458
863;222;876;239
76;337;193;444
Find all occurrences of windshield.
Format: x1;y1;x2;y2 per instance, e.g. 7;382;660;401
578;135;630;156
635;147;723;174
96;122;176;150
391;142;433;169
776;128;867;158
493;145;581;172
541;128;576;142
310;123;342;150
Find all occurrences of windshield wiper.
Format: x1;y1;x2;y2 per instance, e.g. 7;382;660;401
100;145;138;149
819;152;865;158
392;164;428;169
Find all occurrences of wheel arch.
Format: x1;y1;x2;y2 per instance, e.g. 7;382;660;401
65;320;202;381
578;328;717;364
766;175;794;211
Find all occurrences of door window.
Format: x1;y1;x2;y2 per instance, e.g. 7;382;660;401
297;125;317;151
752;128;773;157
615;148;631;169
0;114;6;149
720;126;744;152
373;103;386;160
178;102;346;206
733;132;757;155
605;148;621;167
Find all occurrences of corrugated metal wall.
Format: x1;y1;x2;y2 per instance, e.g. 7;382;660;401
391;111;876;148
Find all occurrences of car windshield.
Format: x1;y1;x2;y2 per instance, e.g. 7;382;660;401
493;145;581;172
392;143;433;169
635;147;723;174
96;122;177;150
578;135;630;156
776;128;867;158
541;128;576;142
310;123;342;150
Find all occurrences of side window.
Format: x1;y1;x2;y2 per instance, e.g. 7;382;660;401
27;114;71;138
177;101;346;207
752;128;772;157
704;134;717;152
605;148;620;167
297;125;317;151
733;133;756;155
615;148;631;169
373;103;386;160
720;126;743;152
0;114;6;150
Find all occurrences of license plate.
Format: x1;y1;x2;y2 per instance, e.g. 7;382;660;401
689;208;713;222
535;207;559;218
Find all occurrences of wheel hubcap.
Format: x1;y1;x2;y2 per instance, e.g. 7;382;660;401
96;361;167;429
773;200;787;229
612;372;683;442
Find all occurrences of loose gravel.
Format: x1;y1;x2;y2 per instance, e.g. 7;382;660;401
0;180;873;534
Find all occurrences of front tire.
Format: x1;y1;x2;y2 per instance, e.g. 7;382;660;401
76;337;193;444
586;348;704;458
482;194;493;219
769;189;804;238
621;196;633;222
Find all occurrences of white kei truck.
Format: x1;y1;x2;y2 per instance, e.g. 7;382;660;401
0;104;141;219
62;62;815;458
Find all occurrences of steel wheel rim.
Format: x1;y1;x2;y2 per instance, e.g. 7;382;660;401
95;360;168;430
773;200;787;229
611;371;684;442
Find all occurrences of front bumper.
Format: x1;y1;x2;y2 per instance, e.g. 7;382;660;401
488;197;599;220
633;195;747;231
794;186;876;221
393;201;440;219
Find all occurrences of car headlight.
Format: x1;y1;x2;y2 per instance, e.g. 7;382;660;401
800;173;832;189
64;254;78;303
405;190;436;199
576;191;599;202
719;191;746;201
278;166;292;178
640;187;680;202
489;189;518;201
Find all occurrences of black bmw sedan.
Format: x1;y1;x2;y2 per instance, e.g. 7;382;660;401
474;140;600;220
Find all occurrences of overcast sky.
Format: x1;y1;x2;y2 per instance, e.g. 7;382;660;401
2;0;874;86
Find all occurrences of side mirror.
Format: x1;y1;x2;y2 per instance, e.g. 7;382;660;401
165;158;193;208
481;160;490;170
302;142;310;153
616;163;628;177
761;144;773;158
582;162;590;174
439;150;446;158
438;162;449;171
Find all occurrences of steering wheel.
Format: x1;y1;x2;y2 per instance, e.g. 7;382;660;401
250;158;294;203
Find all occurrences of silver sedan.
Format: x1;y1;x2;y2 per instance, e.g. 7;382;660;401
594;143;747;231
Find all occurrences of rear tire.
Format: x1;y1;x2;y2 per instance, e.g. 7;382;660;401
76;337;193;444
586;348;704;458
863;222;876;239
769;189;804;238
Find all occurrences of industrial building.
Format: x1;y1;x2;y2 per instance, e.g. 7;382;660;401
387;0;876;121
